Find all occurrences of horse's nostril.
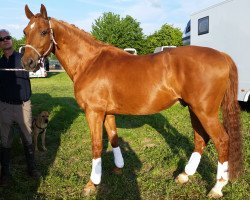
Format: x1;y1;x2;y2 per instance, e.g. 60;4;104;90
28;58;34;66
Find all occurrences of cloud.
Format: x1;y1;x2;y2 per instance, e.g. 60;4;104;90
1;0;224;39
74;11;103;33
146;0;162;8
76;0;123;10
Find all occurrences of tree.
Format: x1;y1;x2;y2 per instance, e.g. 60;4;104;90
145;24;183;54
13;36;26;52
91;12;145;54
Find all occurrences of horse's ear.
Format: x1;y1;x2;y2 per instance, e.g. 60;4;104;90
40;4;48;19
25;5;34;19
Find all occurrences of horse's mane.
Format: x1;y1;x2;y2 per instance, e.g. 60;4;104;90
54;18;109;48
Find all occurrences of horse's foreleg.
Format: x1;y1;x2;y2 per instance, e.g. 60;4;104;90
83;108;105;196
104;115;124;173
176;109;209;184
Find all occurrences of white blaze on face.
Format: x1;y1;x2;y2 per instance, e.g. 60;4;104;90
30;22;36;29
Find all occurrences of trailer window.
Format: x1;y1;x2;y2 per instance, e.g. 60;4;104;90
198;16;209;35
185;20;191;34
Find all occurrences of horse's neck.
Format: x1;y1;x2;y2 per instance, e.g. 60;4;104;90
51;18;105;80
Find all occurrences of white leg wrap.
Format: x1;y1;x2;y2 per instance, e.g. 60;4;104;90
90;158;102;185
210;180;228;197
216;161;229;180
112;146;124;168
184;152;201;176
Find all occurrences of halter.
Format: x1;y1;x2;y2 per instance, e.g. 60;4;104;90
19;18;58;60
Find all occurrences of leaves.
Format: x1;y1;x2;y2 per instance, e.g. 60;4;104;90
91;12;145;54
145;24;183;54
91;13;183;54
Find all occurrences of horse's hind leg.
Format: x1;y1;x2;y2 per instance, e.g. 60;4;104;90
192;108;229;198
176;109;210;184
104;115;124;173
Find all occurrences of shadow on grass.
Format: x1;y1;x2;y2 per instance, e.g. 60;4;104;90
239;101;250;112
0;93;81;200
96;136;142;200
115;114;216;191
94;112;217;199
1;95;217;199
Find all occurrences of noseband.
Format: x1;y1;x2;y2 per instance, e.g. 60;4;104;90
19;18;57;60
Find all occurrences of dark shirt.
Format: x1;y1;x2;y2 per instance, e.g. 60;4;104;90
0;51;31;102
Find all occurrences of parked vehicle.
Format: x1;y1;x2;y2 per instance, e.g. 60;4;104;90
154;46;176;53
29;67;47;78
29;58;47;78
50;59;62;69
182;0;250;102
124;48;137;55
182;20;190;46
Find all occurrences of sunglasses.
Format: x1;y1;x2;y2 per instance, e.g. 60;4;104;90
0;35;12;42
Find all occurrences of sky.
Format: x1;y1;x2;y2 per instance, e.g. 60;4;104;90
0;0;224;39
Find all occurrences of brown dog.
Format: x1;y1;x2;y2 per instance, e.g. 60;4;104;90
32;111;50;151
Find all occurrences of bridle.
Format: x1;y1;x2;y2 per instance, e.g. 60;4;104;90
19;18;57;61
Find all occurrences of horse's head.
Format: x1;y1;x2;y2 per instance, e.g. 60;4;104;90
22;4;56;71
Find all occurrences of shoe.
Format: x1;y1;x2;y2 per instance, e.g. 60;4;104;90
23;144;41;179
0;147;12;187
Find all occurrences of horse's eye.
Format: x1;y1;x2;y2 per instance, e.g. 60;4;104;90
41;30;47;36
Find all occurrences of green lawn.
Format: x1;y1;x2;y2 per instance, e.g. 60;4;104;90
0;72;249;200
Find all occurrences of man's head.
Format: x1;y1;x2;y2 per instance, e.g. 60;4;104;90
0;29;13;51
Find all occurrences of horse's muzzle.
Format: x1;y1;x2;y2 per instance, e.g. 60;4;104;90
21;57;39;72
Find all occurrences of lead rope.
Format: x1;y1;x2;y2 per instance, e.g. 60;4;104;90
0;68;27;71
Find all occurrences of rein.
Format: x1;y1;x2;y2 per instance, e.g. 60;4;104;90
19;18;57;59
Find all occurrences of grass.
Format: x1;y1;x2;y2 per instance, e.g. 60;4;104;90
0;72;249;200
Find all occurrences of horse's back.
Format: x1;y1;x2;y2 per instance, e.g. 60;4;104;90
74;45;231;114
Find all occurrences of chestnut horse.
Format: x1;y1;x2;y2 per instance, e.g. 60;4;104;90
21;4;243;198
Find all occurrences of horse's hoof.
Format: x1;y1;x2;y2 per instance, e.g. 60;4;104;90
175;173;189;184
113;167;123;175
83;180;97;196
207;189;223;198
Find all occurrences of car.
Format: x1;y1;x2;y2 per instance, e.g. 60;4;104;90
154;46;176;53
29;67;47;78
124;48;137;55
49;59;62;69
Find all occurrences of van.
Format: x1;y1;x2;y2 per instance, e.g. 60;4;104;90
154;46;176;53
29;67;47;78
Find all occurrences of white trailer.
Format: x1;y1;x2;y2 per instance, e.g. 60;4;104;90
182;0;250;102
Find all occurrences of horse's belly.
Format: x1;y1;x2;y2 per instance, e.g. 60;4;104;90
107;92;178;115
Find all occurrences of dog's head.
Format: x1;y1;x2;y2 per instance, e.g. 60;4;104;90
38;111;50;124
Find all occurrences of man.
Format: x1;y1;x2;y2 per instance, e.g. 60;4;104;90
0;29;41;186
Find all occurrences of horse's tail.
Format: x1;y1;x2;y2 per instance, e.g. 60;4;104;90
221;53;243;180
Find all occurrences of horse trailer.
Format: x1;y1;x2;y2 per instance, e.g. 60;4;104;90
182;0;250;102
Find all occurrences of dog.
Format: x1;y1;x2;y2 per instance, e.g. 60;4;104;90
32;111;50;151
